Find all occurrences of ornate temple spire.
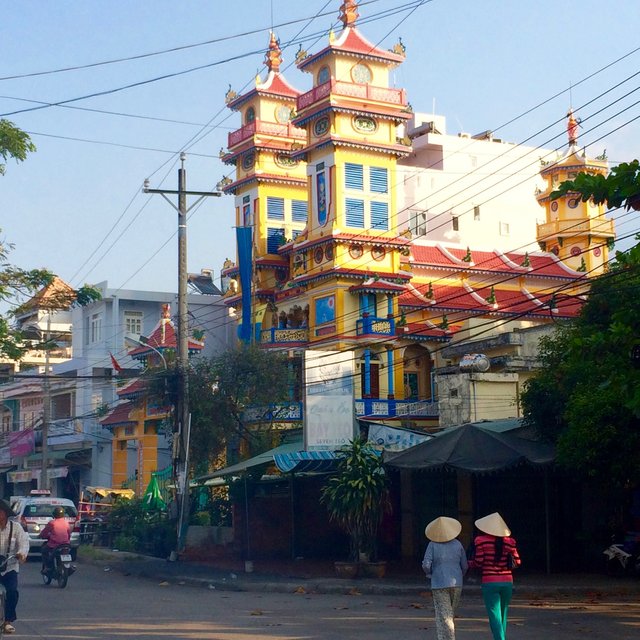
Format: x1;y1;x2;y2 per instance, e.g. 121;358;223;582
339;0;359;28
264;31;282;73
567;108;580;146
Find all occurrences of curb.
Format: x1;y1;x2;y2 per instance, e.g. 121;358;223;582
80;549;640;598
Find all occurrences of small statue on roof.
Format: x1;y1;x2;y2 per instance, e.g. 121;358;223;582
225;84;238;104
567;108;581;146
295;44;308;64
339;0;359;28
390;37;406;57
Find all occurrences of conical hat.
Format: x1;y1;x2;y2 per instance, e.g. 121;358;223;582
475;512;511;537
425;516;462;543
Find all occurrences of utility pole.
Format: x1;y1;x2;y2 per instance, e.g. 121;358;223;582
143;153;221;556
40;312;52;492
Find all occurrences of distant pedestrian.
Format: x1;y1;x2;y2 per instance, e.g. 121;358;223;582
422;516;468;640
469;512;521;640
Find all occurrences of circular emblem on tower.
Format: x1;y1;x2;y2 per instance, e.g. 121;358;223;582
351;63;372;84
314;117;330;137
353;116;377;134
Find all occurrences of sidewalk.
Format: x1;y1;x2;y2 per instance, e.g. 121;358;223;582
81;547;640;598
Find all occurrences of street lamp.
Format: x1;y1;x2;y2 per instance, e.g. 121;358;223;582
143;153;222;556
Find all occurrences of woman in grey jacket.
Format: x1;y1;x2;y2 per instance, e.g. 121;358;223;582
422;516;468;640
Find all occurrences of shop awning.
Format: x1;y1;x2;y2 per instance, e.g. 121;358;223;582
273;450;337;473
198;439;304;483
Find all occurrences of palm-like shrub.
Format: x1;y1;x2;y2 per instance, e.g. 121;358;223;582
320;438;391;562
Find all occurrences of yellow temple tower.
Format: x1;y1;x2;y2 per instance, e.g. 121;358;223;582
221;32;308;341
536;109;614;274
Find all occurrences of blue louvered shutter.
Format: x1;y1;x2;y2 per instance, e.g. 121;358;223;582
291;199;308;222
370;201;389;230
267;197;285;220
345;163;364;190
369;167;388;193
345;198;365;228
267;227;285;253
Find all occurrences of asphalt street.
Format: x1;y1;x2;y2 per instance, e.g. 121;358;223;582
9;558;640;639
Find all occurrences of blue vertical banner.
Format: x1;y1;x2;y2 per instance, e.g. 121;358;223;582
236;226;253;343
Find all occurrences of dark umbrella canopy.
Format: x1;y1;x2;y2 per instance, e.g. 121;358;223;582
385;423;555;473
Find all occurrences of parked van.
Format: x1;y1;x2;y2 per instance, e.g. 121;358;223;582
10;491;80;559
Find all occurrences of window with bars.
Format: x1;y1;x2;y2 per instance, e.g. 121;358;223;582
345;163;364;190
410;210;427;236
370;201;389;230
345;198;365;228
124;311;143;336
369;166;388;193
267;227;286;253
344;163;390;230
90;313;102;343
267;197;285;220
291;199;308;223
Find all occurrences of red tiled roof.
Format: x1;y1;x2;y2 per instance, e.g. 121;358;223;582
100;401;136;427
117;378;147;399
128;310;204;359
348;278;406;294
396;322;459;342
298;27;404;70
399;282;582;319
227;72;301;110
409;244;583;279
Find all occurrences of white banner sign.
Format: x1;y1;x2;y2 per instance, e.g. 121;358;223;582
304;350;355;451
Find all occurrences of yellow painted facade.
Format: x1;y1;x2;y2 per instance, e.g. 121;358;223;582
220;2;611;430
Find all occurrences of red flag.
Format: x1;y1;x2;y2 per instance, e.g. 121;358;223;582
110;352;123;374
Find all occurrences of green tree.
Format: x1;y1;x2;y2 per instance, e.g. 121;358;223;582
149;343;290;470
0;231;101;360
551;159;640;210
0;119;36;175
521;243;640;487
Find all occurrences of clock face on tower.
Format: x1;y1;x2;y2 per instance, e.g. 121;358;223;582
351;63;372;84
275;105;292;124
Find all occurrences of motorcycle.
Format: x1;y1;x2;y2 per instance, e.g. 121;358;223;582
603;532;640;576
41;544;76;588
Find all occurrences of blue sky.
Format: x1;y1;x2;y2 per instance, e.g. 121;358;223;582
2;0;639;299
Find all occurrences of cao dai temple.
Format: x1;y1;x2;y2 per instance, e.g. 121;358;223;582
219;0;613;433
209;0;616;567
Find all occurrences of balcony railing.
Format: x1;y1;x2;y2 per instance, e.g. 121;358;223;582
244;402;303;423
537;217;615;239
228;119;307;148
297;79;407;112
355;398;439;419
260;328;309;345
356;316;395;336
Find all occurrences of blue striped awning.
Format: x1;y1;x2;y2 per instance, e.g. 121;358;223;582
274;450;337;473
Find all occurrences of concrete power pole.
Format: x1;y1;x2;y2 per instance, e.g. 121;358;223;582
40;312;52;492
143;153;221;555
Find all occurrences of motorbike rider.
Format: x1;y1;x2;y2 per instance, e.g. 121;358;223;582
39;506;71;574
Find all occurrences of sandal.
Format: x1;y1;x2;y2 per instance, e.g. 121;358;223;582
3;622;16;633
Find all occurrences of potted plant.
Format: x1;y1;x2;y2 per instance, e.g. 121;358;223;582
321;438;391;578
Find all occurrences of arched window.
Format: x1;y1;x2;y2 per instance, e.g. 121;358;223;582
245;106;256;124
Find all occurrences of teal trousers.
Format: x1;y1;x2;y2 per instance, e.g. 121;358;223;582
481;582;513;640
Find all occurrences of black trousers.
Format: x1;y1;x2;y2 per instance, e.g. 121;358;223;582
0;570;19;622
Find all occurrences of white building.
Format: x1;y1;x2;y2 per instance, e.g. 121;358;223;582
399;113;549;252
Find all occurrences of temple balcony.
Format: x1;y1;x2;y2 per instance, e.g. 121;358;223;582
228;119;306;149
260;328;309;345
537;217;615;240
242;398;438;423
297;79;407;112
355;398;439;419
356;315;395;337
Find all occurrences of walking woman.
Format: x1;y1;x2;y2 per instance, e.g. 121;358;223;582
470;512;521;640
422;516;468;640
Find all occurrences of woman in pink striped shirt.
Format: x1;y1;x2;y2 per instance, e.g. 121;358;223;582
469;513;521;640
